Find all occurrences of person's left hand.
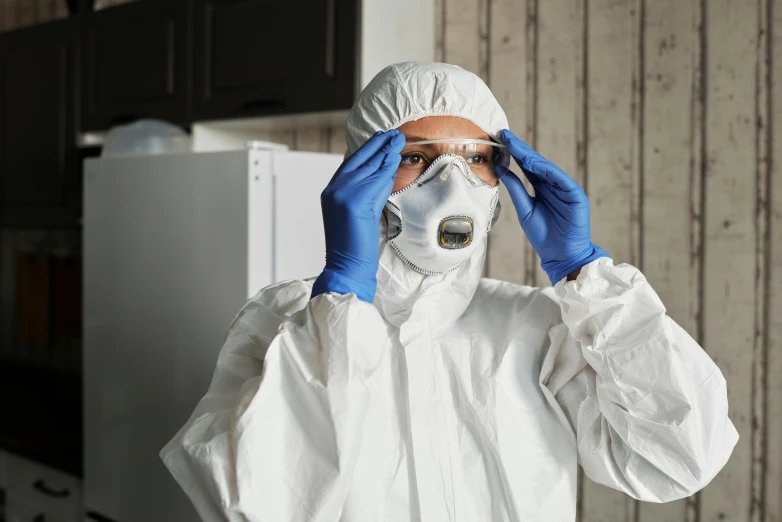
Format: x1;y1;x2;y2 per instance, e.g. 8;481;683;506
497;129;608;285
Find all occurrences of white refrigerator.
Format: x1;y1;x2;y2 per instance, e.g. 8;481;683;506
83;146;342;522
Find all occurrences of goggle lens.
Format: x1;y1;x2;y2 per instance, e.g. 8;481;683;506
394;139;510;186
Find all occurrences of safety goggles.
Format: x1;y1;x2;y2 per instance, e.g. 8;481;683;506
395;138;511;186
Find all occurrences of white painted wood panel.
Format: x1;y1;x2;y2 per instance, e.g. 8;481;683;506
359;0;435;88
0;0;8;31
586;0;639;267
267;129;296;150
766;2;782;522
434;0;445;61
536;0;584;288
15;0;34;27
522;0;543;285
3;0;18;30
294;128;330;153
637;1;701;520
752;3;772;522
35;0;52;22
443;0;485;79
582;0;640;519
699;0;760;521
328;126;347;156
52;0;68;19
485;0;529;285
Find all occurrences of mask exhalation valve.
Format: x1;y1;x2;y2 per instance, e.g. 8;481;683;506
439;217;473;249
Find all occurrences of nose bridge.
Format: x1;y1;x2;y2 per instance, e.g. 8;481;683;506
437;154;476;185
445;153;469;173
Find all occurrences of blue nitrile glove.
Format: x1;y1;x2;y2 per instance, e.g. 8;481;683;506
498;129;608;285
311;129;405;303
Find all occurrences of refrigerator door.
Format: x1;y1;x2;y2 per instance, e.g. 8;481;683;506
83;150;272;522
273;150;343;282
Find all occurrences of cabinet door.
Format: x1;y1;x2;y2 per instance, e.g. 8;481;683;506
82;0;191;131
0;19;80;228
192;0;357;121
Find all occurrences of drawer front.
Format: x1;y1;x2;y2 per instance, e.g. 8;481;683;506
6;454;81;516
6;491;76;522
6;491;45;522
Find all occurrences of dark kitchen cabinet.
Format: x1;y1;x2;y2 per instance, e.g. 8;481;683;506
0;19;82;228
192;0;358;121
81;0;192;131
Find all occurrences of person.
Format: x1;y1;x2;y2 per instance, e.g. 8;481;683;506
160;62;737;522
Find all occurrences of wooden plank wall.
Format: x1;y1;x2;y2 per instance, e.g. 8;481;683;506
768;4;782;522
639;0;700;521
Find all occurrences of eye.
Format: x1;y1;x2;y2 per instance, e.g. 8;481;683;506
465;153;490;166
400;152;429;167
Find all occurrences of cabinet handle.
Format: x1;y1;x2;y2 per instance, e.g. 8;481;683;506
32;479;70;498
85;511;119;522
241;98;288;112
325;0;335;77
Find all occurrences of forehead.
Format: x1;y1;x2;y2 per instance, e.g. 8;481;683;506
396;116;490;140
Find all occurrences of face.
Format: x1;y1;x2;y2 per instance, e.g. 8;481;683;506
393;117;492;192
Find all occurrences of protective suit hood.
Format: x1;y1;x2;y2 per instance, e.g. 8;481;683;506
346;61;509;326
346;62;510;154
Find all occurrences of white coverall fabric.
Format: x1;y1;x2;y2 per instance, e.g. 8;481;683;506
160;61;737;521
161;246;737;521
345;62;509;154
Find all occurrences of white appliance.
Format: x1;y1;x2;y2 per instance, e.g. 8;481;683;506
83;145;342;522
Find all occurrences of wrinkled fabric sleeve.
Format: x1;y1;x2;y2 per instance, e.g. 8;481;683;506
541;258;738;502
160;291;390;522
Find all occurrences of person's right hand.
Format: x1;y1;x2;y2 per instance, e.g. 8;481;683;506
311;129;404;303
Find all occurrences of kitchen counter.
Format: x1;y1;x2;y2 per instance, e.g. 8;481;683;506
0;359;82;477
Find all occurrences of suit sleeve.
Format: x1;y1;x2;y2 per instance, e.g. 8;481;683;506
541;258;738;502
160;291;391;521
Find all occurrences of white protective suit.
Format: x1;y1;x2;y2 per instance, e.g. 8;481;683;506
161;62;738;522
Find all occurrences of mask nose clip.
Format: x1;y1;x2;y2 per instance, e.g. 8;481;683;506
439;217;474;249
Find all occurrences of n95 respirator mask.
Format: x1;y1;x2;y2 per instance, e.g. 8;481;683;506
385;154;501;275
